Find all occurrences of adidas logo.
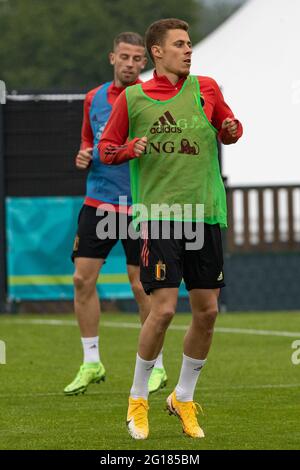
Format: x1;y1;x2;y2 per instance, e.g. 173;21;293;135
150;111;182;135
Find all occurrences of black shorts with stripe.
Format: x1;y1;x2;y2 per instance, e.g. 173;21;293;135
71;205;140;266
140;221;225;294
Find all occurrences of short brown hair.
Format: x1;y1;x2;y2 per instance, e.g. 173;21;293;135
113;32;144;50
145;18;189;61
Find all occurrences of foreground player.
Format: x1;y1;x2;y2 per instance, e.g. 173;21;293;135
100;19;243;439
64;32;167;397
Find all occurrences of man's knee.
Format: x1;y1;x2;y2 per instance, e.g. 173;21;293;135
73;271;96;296
153;304;176;331
194;305;218;332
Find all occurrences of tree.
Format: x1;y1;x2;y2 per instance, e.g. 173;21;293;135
0;0;202;91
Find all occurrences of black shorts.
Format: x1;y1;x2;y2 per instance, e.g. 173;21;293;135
140;221;225;294
71;205;140;266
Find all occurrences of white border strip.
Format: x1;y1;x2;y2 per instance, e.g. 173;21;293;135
7;94;85;102
0;383;299;400
1;318;300;338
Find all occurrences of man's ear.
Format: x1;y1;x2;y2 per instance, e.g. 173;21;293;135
109;52;115;66
151;45;162;60
141;57;148;70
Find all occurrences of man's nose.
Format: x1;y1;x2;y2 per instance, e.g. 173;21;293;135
126;58;134;67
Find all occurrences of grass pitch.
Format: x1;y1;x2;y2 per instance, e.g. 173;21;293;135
0;311;300;450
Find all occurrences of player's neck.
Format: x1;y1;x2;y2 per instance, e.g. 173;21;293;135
113;77;125;89
157;72;179;86
155;68;181;86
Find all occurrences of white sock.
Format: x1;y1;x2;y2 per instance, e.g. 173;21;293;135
154;350;164;369
81;336;100;364
175;354;207;402
130;354;157;400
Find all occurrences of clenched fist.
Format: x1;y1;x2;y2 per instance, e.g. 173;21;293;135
134;137;148;157
221;118;238;138
75;147;93;169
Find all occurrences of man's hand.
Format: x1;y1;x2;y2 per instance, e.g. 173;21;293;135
221;118;238;138
134;137;147;157
75;147;93;169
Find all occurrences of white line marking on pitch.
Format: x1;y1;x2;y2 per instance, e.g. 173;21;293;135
1;318;300;338
0;383;299;399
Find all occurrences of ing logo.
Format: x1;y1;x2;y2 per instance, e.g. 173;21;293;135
0;340;6;365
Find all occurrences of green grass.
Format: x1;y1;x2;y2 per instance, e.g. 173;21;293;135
0;311;300;450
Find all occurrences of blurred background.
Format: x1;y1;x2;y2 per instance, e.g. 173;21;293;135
0;0;245;91
1;0;300;314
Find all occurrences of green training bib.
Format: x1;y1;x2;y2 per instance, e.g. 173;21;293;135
126;75;227;227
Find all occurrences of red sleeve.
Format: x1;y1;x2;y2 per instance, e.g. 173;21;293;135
81;85;104;149
99;90;139;165
205;77;243;145
80;91;95;150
